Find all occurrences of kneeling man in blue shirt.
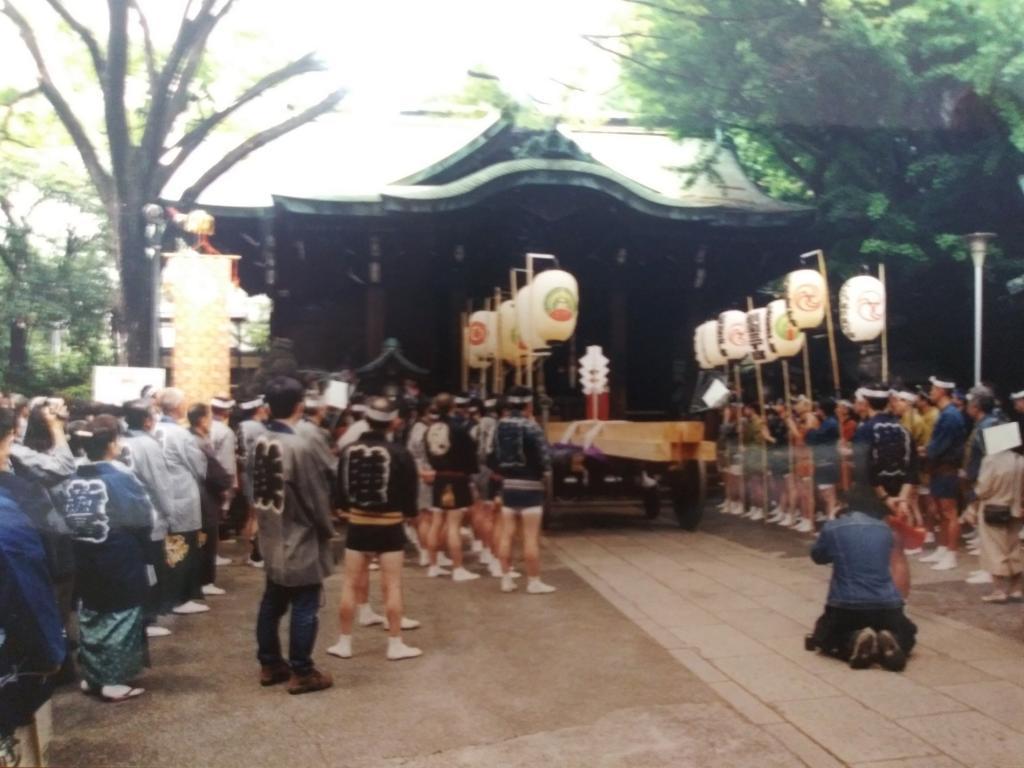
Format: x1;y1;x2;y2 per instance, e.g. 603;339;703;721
807;484;916;671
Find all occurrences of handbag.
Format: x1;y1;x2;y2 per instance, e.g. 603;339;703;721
983;504;1013;526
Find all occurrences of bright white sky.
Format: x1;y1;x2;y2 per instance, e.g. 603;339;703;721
1;0;627;115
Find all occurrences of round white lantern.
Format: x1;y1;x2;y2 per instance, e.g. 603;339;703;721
746;308;779;364
530;269;579;342
694;325;711;369
515;285;548;352
498;300;524;364
718;310;751;360
467;310;497;366
785;268;827;329
766;298;805;357
839;275;886;342
700;320;728;367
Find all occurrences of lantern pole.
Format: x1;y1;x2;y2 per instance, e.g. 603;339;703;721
782;358;795;480
509;269;522;386
879;262;890;383
802;249;841;396
493;287;503;394
748;297;770;521
801;340;812;399
733;362;745;512
460;309;469;393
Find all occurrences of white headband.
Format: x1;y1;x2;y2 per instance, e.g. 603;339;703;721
1012;390;1024;400
895;391;918;403
365;405;397;422
505;395;532;405
857;387;892;399
240;397;265;410
351;403;367;414
929;376;955;390
453;396;471;406
484;398;498;409
211;397;235;410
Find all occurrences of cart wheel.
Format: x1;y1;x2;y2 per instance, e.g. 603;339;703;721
671;460;707;531
642;485;660;519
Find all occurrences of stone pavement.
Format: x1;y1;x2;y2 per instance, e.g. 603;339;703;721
48;508;1024;767
548;507;1024;768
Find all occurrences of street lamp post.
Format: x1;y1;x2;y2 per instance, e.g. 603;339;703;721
964;232;996;385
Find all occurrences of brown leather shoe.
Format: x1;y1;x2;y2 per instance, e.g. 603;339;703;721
259;661;291;687
287;667;333;695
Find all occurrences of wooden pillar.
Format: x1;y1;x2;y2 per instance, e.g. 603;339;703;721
449;243;467;392
610;248;628;418
365;233;385;359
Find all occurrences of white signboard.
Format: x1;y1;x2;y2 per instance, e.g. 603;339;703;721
702;378;731;409
92;366;167;406
323;380;350;410
983;422;1022;456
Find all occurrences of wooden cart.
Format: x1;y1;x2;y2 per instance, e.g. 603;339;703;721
544;420;717;530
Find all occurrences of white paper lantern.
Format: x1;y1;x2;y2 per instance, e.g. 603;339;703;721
498;300;524;364
785;269;827;329
467;310;497;366
699;320;728;367
694;325;711;369
839;275;886;342
766;298;805;357
718;310;751;360
515;285;548;352
530;269;579;342
746;308;779;364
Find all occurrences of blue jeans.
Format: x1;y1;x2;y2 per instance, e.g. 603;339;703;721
255;579;321;674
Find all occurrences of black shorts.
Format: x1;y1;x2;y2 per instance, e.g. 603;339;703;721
432;478;473;510
346;522;407;553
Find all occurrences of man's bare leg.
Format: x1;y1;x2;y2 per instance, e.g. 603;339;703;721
498;508;518;592
521;508;555;594
447;508;479;581
327;549;368;658
379;550;422;659
426;510;449;577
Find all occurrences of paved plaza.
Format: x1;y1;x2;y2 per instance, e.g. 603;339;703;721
51;508;1024;768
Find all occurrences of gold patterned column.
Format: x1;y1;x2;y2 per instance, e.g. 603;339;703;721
165;250;237;408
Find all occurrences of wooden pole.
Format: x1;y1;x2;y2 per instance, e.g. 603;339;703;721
748;297;770;520
782;358;795;474
525;256;535;392
879;262;890;383
493;287;503;394
733;361;745;511
510;269;522;386
459;310;469;393
815;249;842;396
801;339;812;399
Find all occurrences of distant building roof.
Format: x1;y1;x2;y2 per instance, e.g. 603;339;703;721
161;108;810;225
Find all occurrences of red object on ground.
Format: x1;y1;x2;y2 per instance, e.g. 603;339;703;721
888;516;926;550
585;392;609;420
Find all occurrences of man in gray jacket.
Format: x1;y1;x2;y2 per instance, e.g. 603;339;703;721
254;377;334;695
154;388;209;615
122;400;177;635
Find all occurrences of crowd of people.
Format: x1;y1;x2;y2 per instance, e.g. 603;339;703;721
714;375;1024;669
0;377;556;762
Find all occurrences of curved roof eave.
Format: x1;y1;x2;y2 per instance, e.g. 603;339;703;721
276;159;813;227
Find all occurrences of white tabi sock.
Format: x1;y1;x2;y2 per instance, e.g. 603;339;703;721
358;603;384;626
327;635;353;659
387;636;423;660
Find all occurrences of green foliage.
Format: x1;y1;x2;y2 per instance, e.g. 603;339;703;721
617;0;1024;276
0;160;115;393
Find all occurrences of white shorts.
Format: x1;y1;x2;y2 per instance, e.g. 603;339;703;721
501;505;543;517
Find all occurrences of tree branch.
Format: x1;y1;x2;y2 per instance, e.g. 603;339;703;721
104;0;131;198
0;2;113;204
178;88;346;206
582;34;734;94
129;0;158;94
140;0;237;189
159;52;326;185
42;0;105;76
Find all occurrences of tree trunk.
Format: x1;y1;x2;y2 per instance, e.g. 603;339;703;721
112;195;156;367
